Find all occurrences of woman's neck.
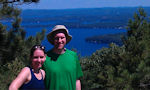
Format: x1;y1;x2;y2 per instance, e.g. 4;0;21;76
31;66;40;74
34;69;40;73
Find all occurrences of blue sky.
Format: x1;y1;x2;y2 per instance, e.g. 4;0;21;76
20;0;150;9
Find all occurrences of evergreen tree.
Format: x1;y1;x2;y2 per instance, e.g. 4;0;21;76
122;8;150;89
0;14;46;89
0;0;46;89
80;8;150;90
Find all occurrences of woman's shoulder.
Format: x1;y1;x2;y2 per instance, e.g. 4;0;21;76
13;67;31;83
40;69;45;74
40;69;45;79
22;67;30;71
20;67;31;75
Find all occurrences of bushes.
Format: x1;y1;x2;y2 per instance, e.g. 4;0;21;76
80;8;150;90
0;6;46;89
0;58;25;90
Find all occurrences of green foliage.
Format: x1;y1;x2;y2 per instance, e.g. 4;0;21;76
80;8;150;90
81;44;128;89
0;58;25;90
0;8;46;64
0;0;39;18
0;1;45;89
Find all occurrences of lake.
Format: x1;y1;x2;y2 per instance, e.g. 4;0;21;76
2;8;136;56
24;26;126;56
20;8;130;56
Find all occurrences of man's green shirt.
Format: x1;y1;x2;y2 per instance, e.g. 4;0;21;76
42;49;83;90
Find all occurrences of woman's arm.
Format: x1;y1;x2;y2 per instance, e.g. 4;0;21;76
76;79;81;90
9;67;30;90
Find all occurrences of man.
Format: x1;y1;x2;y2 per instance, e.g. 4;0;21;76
42;25;83;90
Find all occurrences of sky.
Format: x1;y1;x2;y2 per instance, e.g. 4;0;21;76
20;0;150;10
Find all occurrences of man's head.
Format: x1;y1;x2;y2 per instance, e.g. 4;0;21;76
47;25;72;45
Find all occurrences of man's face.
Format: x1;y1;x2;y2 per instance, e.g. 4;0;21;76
53;33;67;50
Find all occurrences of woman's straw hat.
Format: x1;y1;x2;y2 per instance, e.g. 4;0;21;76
47;25;72;45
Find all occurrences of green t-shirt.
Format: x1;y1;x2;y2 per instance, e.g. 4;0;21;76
42;49;83;90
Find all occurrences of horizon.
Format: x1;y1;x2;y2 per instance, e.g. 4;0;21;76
21;6;150;10
19;0;150;10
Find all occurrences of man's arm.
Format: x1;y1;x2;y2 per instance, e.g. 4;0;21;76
76;79;81;90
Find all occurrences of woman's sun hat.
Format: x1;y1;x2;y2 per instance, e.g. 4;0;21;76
47;25;72;45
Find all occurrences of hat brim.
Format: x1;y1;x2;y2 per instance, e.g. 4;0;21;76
47;29;72;45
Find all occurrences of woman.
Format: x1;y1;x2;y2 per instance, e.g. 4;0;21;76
9;45;46;90
42;25;83;90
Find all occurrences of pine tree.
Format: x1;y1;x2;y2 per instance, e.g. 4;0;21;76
0;0;46;89
122;8;150;89
80;8;150;90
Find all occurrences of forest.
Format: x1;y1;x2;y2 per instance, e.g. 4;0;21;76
1;0;150;90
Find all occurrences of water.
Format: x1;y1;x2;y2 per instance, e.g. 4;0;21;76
24;27;126;56
2;8;129;56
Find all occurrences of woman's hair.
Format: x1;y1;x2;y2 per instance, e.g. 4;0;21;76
30;45;46;57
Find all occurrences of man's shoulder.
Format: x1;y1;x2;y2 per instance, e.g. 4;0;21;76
66;49;77;56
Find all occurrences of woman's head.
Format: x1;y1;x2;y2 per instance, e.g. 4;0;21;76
30;45;46;69
30;45;46;57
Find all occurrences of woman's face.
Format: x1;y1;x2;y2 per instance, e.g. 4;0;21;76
53;33;67;50
32;49;46;69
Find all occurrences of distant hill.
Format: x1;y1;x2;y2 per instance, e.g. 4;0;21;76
85;32;127;45
84;7;150;45
21;7;150;29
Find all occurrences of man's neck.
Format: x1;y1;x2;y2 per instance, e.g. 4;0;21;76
52;48;66;54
